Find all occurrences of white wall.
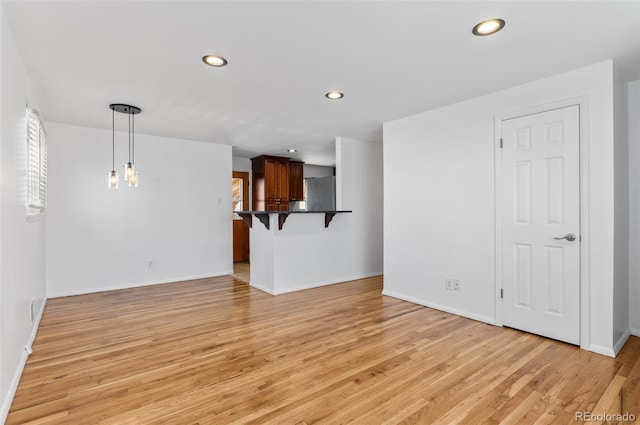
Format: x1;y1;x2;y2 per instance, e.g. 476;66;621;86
383;61;619;355
629;79;640;336
304;164;334;178
232;156;251;173
46;123;233;297
613;63;630;350
336;137;383;277
0;7;47;421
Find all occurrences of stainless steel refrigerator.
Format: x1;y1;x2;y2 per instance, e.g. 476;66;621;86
305;176;336;211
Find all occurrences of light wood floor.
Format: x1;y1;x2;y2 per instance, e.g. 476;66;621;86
8;276;640;424
233;261;250;284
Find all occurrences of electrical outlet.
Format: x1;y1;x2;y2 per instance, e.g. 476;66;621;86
453;279;461;291
445;278;453;290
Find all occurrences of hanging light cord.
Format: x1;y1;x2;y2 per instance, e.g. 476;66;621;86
132;112;135;164
128;110;132;163
112;107;115;171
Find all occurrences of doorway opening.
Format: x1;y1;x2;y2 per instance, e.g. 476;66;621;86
232;171;250;282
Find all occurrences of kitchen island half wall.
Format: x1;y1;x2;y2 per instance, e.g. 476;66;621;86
240;211;378;294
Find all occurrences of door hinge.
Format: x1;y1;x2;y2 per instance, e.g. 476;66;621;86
500;138;503;148
500;288;504;299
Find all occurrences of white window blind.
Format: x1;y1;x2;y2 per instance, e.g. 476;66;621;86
26;107;47;210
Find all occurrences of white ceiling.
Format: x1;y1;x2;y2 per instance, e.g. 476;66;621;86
3;1;640;166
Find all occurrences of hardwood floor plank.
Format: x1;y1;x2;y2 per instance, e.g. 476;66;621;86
6;276;640;424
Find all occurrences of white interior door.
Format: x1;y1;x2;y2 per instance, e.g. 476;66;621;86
501;105;580;345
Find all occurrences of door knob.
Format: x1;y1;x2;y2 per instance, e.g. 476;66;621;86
554;233;576;242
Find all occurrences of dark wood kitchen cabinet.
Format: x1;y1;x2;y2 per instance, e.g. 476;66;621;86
252;155;291;211
289;161;304;201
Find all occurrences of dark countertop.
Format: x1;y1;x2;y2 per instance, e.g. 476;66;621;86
236;210;352;230
237;210;352;214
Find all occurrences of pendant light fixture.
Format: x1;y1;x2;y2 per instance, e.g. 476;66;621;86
108;103;141;189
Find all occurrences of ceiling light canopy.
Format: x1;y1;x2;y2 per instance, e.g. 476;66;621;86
472;18;505;36
202;54;228;67
325;91;344;100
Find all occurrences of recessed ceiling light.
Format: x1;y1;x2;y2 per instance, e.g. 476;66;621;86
472;19;505;36
325;91;344;100
202;55;228;67
287;149;297;153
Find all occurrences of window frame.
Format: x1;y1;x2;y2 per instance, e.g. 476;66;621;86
26;106;47;213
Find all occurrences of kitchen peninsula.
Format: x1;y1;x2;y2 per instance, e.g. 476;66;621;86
239;154;360;295
237;210;352;295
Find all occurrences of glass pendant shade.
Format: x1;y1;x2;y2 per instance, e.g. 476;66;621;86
128;172;139;188
124;162;135;182
108;170;119;189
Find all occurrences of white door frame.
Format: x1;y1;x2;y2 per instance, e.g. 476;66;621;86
494;96;590;350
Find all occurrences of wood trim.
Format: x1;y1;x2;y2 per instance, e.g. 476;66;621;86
232;171;249;211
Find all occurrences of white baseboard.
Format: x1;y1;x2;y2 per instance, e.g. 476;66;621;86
1;298;47;424
274;272;383;295
585;330;632;358
47;271;235;298
613;328;632;356
249;281;276;295
631;327;640;337
249;273;383;296
587;343;616;358
381;289;497;326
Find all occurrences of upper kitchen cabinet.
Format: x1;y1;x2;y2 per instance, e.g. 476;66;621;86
252;155;291;211
289;161;304;201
